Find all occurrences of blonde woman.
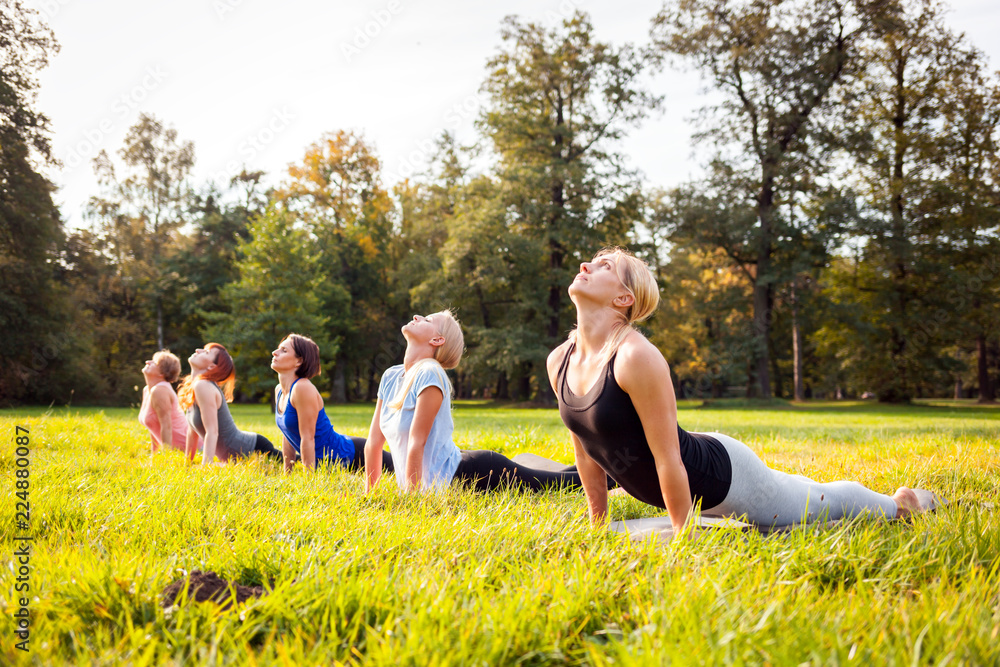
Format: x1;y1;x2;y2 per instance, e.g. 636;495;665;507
548;247;922;533
364;311;590;493
138;350;197;453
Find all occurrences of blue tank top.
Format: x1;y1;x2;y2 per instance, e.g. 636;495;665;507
275;378;354;464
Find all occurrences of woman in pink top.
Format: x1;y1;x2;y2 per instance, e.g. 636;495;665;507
138;350;194;453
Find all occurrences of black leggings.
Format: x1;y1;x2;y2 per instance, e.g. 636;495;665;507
348;436;394;473
253;434;284;462
453;449;593;493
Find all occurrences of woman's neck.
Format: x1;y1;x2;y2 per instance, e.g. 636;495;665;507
574;305;625;360
143;374;163;389
403;345;435;371
277;370;297;395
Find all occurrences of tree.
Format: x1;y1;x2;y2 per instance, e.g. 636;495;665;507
651;0;881;398
273;130;397;401
480;11;659;397
836;0;977;401
0;0;77;403
927;49;1000;403
205;205;334;401
168;177;260;355
89;113;195;350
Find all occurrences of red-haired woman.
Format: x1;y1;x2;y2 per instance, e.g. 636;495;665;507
178;343;283;464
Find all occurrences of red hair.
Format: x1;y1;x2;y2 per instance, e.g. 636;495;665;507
178;343;237;411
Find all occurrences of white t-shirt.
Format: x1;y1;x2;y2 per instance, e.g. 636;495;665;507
377;362;461;490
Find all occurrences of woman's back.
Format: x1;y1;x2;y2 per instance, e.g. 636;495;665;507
377;362;460;489
186;380;257;456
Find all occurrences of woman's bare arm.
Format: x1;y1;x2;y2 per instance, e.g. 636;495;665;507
292;380;320;472
364;399;387;492
405;386;443;491
615;337;693;532
193;381;220;465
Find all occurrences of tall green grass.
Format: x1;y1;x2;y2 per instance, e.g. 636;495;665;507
1;401;998;665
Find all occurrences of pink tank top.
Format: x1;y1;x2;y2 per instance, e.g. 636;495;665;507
139;381;194;451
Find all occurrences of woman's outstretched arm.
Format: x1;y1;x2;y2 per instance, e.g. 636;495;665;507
282;436;297;473
364;399;387;492
570;432;610;523
615;338;693;532
404;386;443;492
149;385;174;450
193;381;220;464
292;381;319;472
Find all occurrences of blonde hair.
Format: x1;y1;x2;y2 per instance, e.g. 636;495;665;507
388;310;464;410
568;247;659;362
153;350;182;383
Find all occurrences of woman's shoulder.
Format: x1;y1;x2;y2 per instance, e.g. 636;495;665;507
192;378;221;400
411;361;448;387
546;339;574;372
615;330;666;368
381;364;406;383
149;382;175;401
289;377;316;393
614;331;669;388
289;377;320;403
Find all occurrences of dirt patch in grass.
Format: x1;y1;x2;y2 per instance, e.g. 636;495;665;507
161;570;266;610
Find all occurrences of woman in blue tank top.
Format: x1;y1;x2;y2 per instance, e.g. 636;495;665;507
272;333;393;473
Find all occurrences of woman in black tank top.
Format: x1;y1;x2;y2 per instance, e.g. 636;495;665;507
547;247;923;534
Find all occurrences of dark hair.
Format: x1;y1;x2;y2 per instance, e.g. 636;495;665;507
284;334;321;379
178;343;237;410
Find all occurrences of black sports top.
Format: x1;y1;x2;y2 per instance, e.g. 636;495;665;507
556;344;732;510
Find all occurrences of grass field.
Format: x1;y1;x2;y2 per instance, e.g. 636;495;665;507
1;399;998;665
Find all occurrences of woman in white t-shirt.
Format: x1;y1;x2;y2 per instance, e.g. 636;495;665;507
364;310;592;493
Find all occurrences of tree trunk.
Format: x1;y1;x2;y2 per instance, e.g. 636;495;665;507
332;358;347;403
978;334;995;403
366;355;378;402
753;170;775;399
953;377;962;400
791;279;805;401
548;97;566;343
886;53;911;403
156;298;164;350
770;339;782;399
496;372;509;400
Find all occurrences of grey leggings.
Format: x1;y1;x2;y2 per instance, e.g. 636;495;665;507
702;433;898;527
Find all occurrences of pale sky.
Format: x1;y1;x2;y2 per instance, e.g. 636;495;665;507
27;0;1000;228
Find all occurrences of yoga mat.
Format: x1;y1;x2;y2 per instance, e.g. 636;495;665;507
609;488;944;543
511;452;572;472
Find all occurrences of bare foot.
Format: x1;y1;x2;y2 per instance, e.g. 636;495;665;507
608;487;631;499
892;487;920;519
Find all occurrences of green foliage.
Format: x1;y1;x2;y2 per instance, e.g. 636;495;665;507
480;11;659;355
651;0;881;398
0;1;83;404
204;205;334;401
820;0;1000;401
1;402;997;664
166;187;256;356
275;130;404;402
88;113;195;350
